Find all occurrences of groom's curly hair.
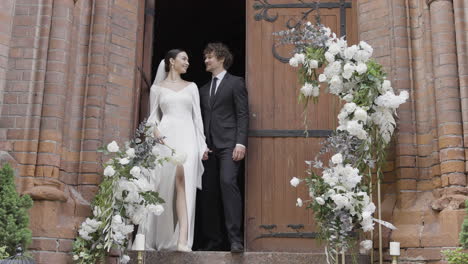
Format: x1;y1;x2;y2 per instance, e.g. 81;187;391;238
204;43;233;70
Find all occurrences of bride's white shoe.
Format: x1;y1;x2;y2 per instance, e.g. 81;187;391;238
177;243;192;252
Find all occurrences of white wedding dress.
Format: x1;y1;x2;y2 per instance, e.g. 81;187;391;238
138;82;206;250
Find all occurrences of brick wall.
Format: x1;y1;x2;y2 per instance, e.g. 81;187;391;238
0;0;143;263
358;0;467;263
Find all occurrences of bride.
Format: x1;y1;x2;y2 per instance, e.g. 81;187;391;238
137;49;207;252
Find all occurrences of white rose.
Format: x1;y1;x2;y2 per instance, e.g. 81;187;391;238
294;53;305;64
381;80;392;93
359;41;374;55
119;158;130;165
300;83;314;97
73;255;79;260
126;148;136;158
331;153;343;164
318;74;327;82
356;62;368;74
290;177;301;187
312;85;320;97
316;197;325;205
342;71;353;80
325;51;335;63
171;152;187;165
360;240;373;254
149;204;164;215
289;57;299;67
343;94;354;102
130;166;141;178
344;45;358;60
103;166;116;177
121;255;130;264
107;141;119;152
328;43;341;55
343;102;357;113
353;107;368;122
296;198;303;207
308;59;318;69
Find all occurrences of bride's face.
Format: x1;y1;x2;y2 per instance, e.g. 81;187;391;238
170;52;189;74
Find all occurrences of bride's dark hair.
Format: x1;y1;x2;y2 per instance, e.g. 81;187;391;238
164;49;186;72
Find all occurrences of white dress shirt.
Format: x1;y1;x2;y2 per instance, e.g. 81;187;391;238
210;70;246;150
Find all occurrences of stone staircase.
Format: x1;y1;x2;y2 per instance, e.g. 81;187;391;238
127;251;370;264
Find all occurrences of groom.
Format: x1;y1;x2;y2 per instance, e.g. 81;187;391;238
195;43;249;253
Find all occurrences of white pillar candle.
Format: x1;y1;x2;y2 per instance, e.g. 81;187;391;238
389;242;400;256
133;234;145;251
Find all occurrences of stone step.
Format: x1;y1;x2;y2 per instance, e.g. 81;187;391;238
128;251;370;264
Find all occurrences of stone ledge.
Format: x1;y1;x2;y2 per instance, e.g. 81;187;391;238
127;251;370;264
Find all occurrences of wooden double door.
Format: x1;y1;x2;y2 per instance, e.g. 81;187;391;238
245;0;357;252
138;0;357;253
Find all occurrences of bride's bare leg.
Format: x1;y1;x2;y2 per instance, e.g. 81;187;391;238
175;165;189;248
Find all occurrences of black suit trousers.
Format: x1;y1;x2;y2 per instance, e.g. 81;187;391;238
195;146;243;248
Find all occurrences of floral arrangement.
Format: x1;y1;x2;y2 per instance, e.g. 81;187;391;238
278;21;408;260
72;121;185;264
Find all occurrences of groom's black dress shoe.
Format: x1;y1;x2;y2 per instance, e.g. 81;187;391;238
230;242;244;253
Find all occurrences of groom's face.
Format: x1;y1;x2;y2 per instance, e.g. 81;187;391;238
204;52;224;73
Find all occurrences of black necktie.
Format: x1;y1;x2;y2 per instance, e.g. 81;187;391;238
210;77;218;105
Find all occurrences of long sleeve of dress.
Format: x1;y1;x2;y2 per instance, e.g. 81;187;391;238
190;83;207;189
147;84;161;125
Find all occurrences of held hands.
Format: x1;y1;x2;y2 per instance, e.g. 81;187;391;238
232;145;246;161
202;148;211;160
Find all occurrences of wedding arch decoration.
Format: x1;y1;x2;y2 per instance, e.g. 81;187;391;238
278;21;408;262
72;122;185;264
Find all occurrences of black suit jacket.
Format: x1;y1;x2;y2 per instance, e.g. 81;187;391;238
200;73;249;149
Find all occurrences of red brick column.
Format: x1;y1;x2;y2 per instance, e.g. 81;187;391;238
429;0;466;192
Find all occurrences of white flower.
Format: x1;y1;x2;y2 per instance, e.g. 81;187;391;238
344;45;358;60
316;197;325;205
325;51;335;63
151;145;161;157
306;21;312;26
359;41;374;55
104;166;116;177
290;177;301;187
353;107;368;122
171;152;187;165
148;204;164;215
344;120;367;140
289;57;299;67
308;59;319;69
360;240;373;253
130;206;146;225
130;166;141;178
119;158;130;165
294;53;305;64
318;74;327;82
343;102;357;113
342;71;353;80
343;94;354;102
356;62;368;74
107;141;119;152
300;83;314;97
354;50;372;62
132;177;152;192
312;85;320;97
126;148;136;158
79;229;92;240
381;80;392;93
331;153;343;164
121;255;130;264
296;198;303;207
331;193;350;210
374;90;409;109
328;43;341;55
73;255;79;260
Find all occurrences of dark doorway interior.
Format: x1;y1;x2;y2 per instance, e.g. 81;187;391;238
152;0;246;251
153;0;246;85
